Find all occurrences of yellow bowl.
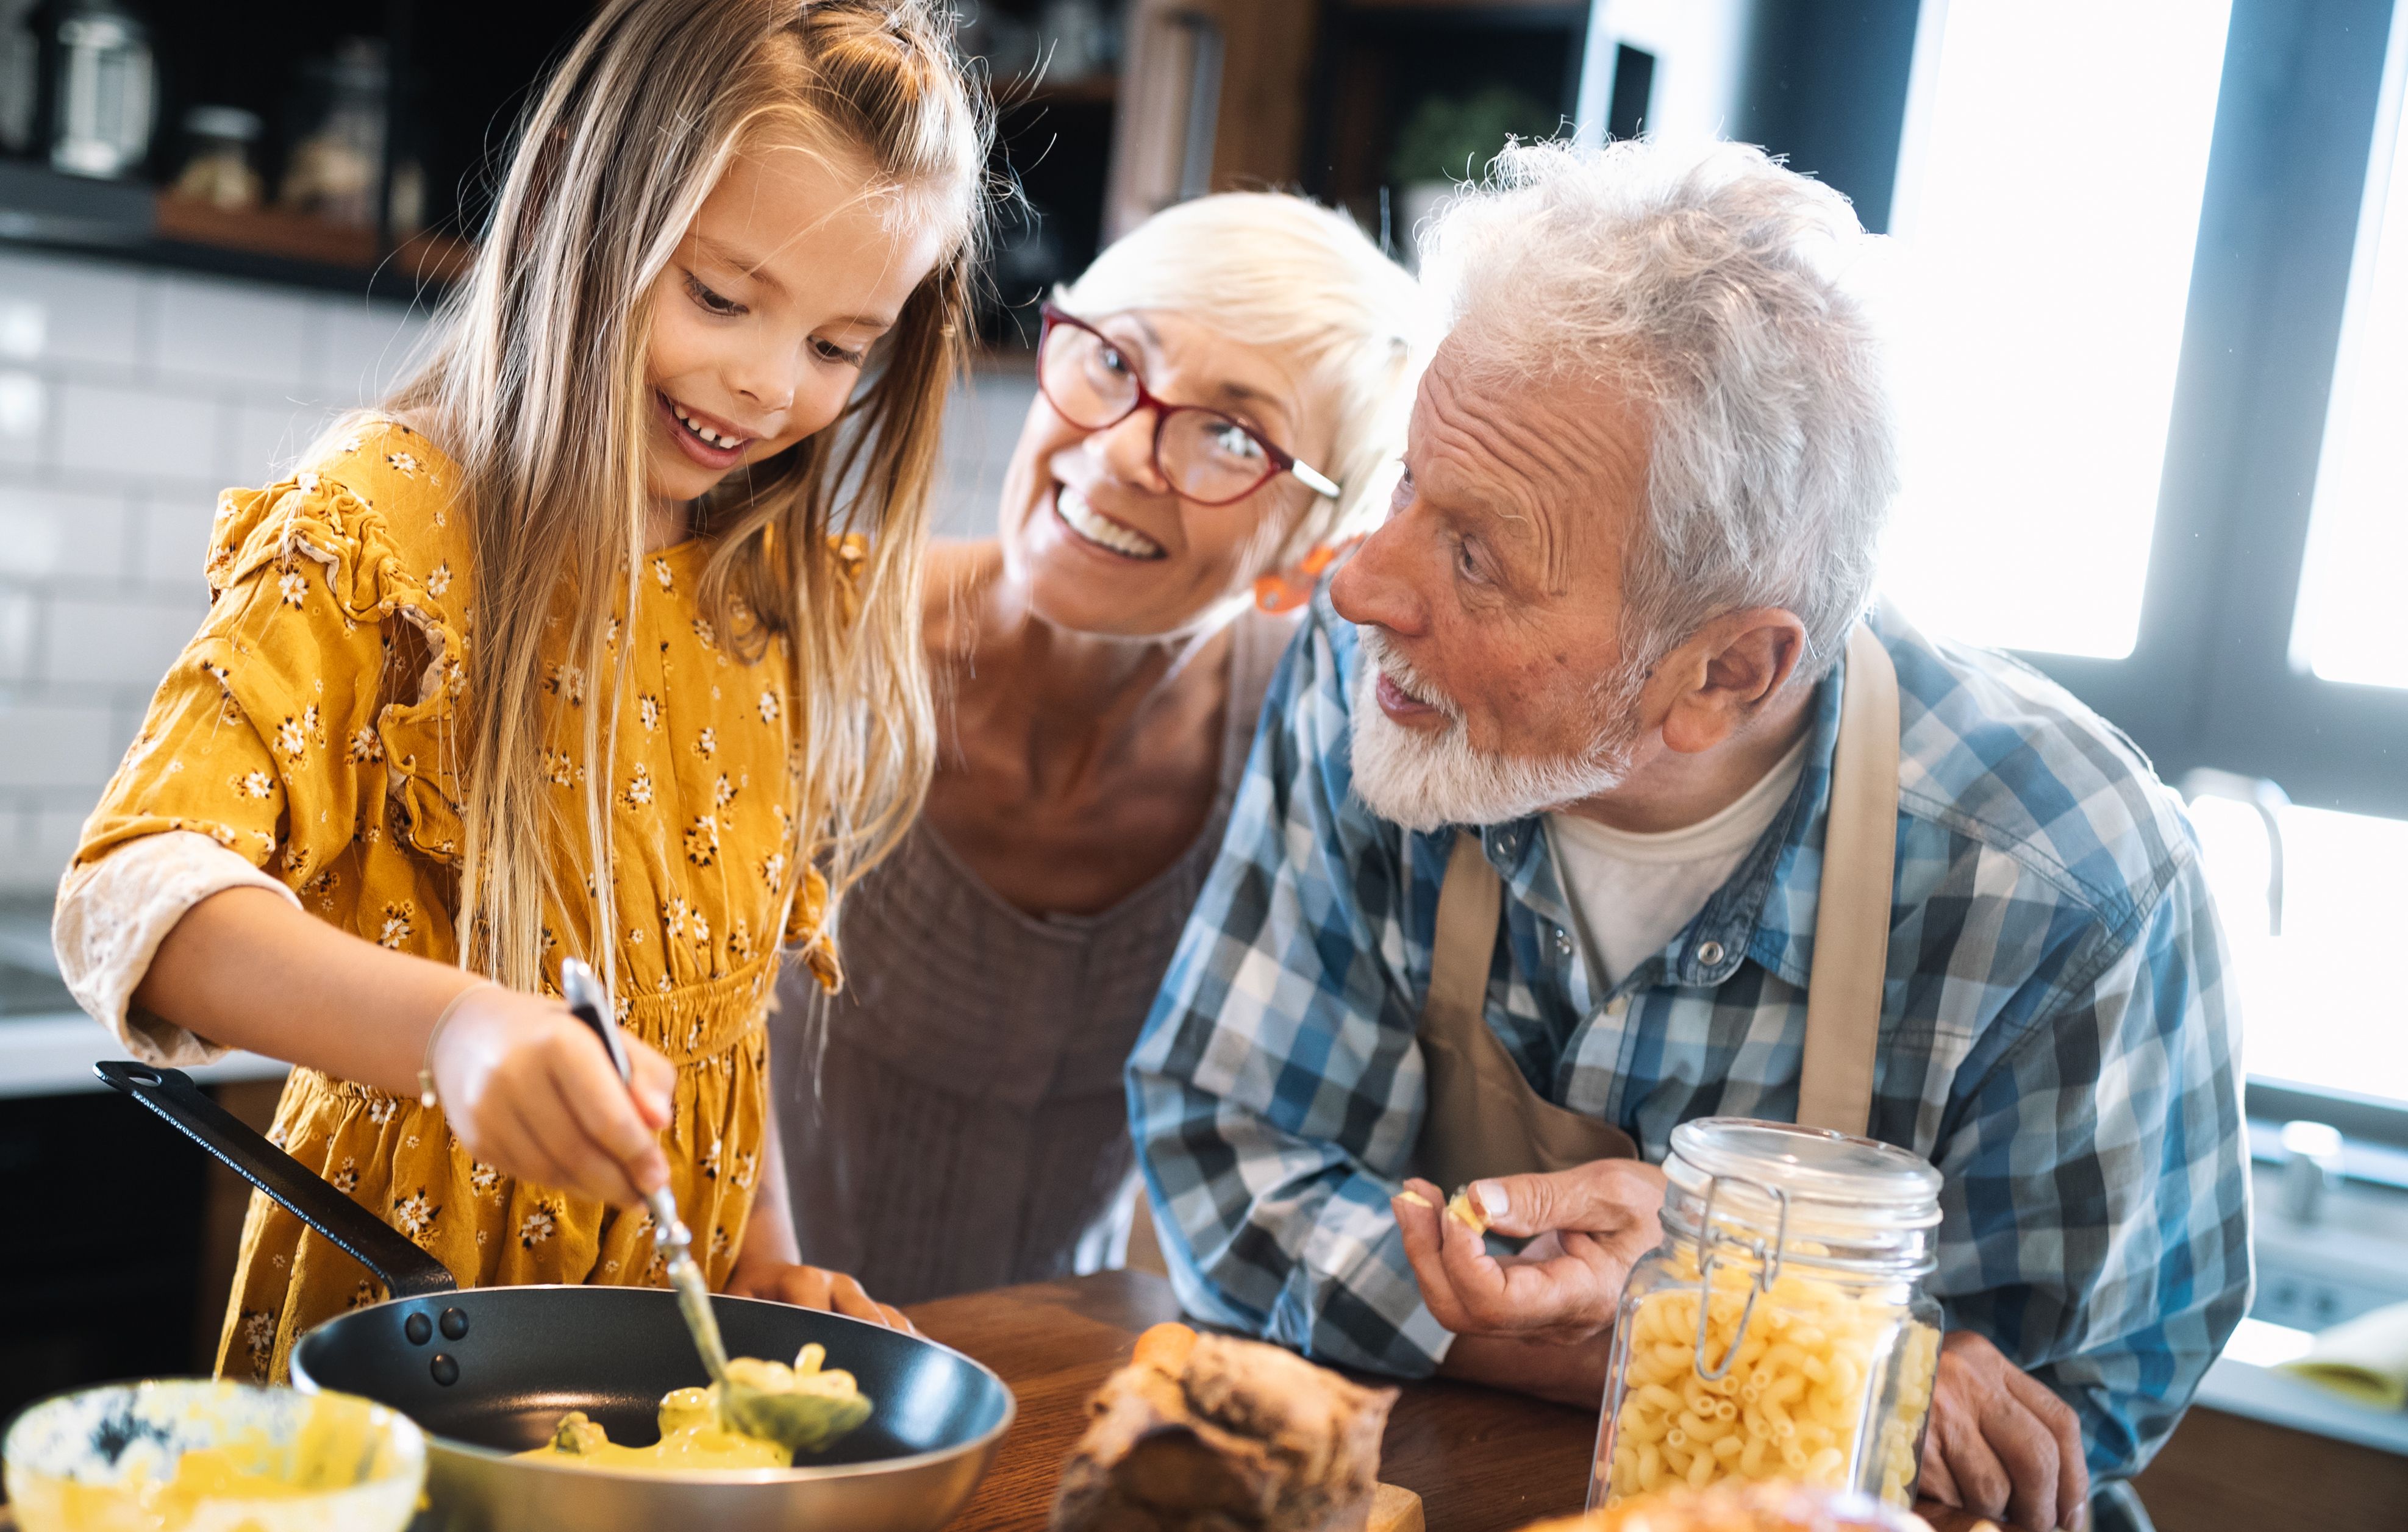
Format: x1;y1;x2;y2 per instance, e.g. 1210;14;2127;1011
2;1378;426;1532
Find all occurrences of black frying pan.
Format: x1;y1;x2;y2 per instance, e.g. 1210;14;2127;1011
98;1061;1014;1532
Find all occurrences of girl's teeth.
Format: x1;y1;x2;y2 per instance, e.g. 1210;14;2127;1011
1056;486;1163;558
669;399;740;449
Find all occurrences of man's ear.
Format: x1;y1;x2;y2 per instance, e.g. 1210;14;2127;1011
1656;608;1810;755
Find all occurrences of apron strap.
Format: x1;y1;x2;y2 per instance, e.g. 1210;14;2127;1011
1795;622;1902;1137
1415;832;1636;1190
1426;830;1504;1040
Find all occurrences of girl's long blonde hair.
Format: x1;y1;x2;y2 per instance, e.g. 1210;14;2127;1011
385;0;987;996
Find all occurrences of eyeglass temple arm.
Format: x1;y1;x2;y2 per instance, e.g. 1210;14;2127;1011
1289;460;1342;499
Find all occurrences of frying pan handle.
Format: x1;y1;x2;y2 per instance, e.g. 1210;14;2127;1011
96;1060;457;1300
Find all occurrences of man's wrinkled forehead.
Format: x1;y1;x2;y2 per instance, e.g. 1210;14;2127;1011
1409;337;1649;590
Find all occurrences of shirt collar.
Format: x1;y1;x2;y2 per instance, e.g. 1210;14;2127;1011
1411;647;1850;996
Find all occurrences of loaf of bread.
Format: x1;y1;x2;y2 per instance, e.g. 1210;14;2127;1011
1049;1322;1398;1532
1523;1481;1935;1532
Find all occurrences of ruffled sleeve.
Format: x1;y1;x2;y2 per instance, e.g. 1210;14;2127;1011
60;422;473;1051
193;430;473;865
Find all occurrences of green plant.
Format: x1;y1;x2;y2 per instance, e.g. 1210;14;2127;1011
1387;85;1556;186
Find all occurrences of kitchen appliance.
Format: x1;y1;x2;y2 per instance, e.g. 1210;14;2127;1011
98;1060;1014;1532
48;0;152;180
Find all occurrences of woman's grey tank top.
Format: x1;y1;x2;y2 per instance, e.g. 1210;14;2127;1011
767;608;1292;1303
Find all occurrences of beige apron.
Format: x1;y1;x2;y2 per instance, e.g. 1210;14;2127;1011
1415;624;1901;1189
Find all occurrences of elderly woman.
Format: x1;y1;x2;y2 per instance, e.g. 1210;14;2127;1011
765;193;1426;1302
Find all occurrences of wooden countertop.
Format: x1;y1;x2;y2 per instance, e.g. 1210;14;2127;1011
906;1270;2000;1532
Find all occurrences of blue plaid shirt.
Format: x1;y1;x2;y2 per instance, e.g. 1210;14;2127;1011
1128;594;2250;1481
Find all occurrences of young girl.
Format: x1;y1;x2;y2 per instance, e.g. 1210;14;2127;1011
52;0;985;1381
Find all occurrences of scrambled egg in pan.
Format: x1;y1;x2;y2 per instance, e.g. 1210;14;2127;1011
520;1344;871;1472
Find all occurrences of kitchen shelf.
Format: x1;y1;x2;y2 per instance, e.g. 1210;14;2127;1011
0;160;464;299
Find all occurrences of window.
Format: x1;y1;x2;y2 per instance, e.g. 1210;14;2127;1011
2293;21;2408;691
1881;0;2234;659
2191;799;2408;1104
1876;0;2408;1116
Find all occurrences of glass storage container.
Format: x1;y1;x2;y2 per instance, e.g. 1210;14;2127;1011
1590;1118;1945;1511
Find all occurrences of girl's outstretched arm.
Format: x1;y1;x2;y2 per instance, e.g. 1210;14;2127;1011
137;885;676;1208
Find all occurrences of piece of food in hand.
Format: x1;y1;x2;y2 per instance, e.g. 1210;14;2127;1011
1522;1481;1935;1532
1445;1186;1490;1235
1050;1321;1399;1532
1396;1189;1435;1211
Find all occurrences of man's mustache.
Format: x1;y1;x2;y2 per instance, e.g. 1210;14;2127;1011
1356;626;1463;722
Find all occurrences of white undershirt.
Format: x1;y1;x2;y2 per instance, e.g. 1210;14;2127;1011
1545;732;1810;991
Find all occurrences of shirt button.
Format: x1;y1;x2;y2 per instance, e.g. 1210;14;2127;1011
1554;928;1573;956
1696;939;1726;967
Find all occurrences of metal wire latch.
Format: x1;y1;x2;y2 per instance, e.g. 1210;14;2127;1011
1691;1172;1790;1381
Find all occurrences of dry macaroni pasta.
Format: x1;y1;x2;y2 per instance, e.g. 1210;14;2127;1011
1602;1252;1938;1507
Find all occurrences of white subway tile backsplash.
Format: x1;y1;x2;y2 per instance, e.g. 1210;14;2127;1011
23;803;95;888
0;701;115;787
154;273;319;392
45;591;205;689
0;590;37;682
0;369;41;466
56;381;223;481
132;490;223;589
320;301;430;405
231;399;340;483
0;486;130;580
0;251;143;369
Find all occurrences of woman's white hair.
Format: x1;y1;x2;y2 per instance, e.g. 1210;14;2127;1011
1421;138;1897;680
1059;192;1429;564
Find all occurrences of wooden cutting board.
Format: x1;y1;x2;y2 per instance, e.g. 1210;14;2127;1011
1371;1481;1425;1532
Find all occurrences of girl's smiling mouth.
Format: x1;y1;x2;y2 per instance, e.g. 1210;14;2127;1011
656;390;755;468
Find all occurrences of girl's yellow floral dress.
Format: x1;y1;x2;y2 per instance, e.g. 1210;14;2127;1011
70;419;843;1381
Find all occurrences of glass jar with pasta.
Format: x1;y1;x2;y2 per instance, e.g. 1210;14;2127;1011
1589;1119;1944;1512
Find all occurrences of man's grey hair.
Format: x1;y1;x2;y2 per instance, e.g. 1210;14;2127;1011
1420;138;1898;681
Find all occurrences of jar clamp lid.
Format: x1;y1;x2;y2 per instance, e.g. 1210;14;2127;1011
1660;1118;1944;1380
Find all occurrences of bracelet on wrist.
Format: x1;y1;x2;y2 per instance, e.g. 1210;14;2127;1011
418;979;498;1109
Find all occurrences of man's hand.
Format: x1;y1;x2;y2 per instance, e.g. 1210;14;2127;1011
1920;1330;2088;1531
1390;1158;1668;1345
723;1254;913;1332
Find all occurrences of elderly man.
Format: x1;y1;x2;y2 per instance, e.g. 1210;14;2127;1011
1128;141;2248;1532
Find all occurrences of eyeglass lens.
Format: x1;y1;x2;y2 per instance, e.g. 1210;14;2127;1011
1040;321;1279;504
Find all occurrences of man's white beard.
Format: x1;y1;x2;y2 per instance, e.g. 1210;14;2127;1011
1347;627;1644;832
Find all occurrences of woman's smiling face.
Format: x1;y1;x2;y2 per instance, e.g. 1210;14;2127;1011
997;309;1338;639
643;130;945;507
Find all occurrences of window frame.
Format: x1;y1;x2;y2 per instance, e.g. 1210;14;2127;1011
2001;0;2408;820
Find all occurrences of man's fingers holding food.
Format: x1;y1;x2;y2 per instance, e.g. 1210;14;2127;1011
1392;1182;1471;1330
1463;1158;1670;1242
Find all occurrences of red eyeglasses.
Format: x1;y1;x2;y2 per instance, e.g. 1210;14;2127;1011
1035;302;1340;507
